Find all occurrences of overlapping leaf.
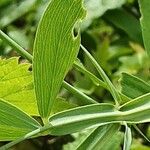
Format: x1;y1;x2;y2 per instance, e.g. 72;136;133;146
33;0;86;118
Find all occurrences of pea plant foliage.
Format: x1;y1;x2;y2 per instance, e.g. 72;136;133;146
0;0;150;149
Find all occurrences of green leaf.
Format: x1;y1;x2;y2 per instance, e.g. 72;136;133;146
104;9;143;44
33;0;86;118
120;73;150;98
76;124;120;150
139;0;150;56
123;124;132;150
0;57;77;116
0;98;41;141
0;57;38;116
48;93;150;135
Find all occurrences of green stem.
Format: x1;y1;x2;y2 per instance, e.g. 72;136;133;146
80;44;121;106
0;30;32;61
62;81;97;104
74;60;108;89
133;125;150;143
0;126;50;150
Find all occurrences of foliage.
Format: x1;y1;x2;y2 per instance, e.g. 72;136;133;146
0;0;150;149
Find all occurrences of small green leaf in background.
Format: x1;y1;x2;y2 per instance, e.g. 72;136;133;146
139;0;150;56
104;9;143;44
33;0;86;118
0;98;41;141
120;73;150;98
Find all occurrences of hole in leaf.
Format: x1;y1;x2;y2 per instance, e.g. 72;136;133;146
72;20;81;39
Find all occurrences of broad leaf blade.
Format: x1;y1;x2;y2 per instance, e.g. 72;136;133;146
0;57;38;116
33;0;86;118
139;0;150;56
120;73;150;98
0;98;41;141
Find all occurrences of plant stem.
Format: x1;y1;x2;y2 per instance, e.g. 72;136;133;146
0;30;32;61
133;125;150;143
0;126;51;150
74;60;108;89
62;81;97;104
80;44;121;106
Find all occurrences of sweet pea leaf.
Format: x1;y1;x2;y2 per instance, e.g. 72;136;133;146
33;0;86;118
0;98;41;141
